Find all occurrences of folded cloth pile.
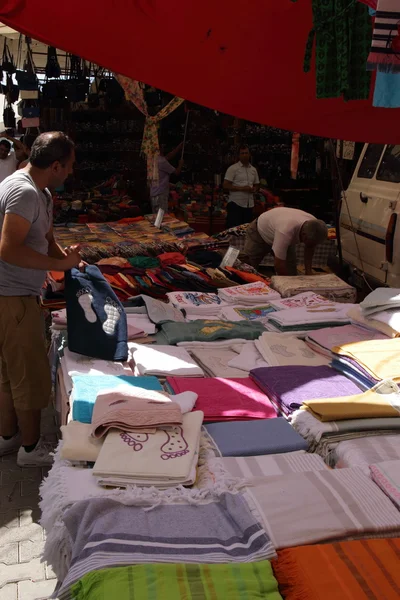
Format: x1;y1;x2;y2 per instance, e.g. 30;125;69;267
130;343;204;377
332;435;400;474
93;411;204;488
160;319;266;344
355;287;400;336
166;291;227;316
264;302;355;334
370;460;400;509
66;562;283;600
268;291;335;311
221;304;276;323
300;379;400;421
348;304;400;338
254;333;330;367
250;365;361;417
332;337;400;385
245;467;400;549
70;374;163;423
218;281;281;304
227;341;269;372
123;294;185;324
204;418;308;457
126;313;156;335
56;493;276;599
189;347;249;378
273;538;400;600
270;273;356;302
306;323;388;358
91;385;183;438
60;422;103;464
166;377;277;422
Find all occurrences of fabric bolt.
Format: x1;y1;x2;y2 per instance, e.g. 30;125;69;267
130;344;204;377
68;562;283;600
218;281;281;304
204;418;308;457
255;332;330;367
370;460;400;509
188;347;249;379
273;539;400;600
56;493;276;600
160;319;266;344
65;265;128;361
268;291;333;311
332;435;400;473
60;422;104;463
227;341;269;372
250;365;361;416
91;385;183;438
333;338;400;382
93;410;204;487
270;273;356;302
71;374;163;424
367;0;400;72
167;377;277;421
302;379;400;421
246;467;400;550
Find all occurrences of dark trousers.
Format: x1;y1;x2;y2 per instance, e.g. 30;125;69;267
226;202;253;230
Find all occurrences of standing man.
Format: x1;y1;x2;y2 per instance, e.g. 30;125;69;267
0;132;81;466
223;145;260;229
0;132;29;183
150;142;184;214
243;206;327;275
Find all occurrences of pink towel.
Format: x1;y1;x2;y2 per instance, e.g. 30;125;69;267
166;377;277;422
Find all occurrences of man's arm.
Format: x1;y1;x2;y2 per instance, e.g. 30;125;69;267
1;132;29;155
223;180;253;192
274;256;288;276
165;142;183;161
0;213;79;271
46;224;67;260
174;159;184;176
304;245;315;276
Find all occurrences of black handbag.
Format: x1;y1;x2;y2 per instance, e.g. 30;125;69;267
16;41;38;90
45;47;61;79
65;55;89;102
3;103;16;128
2;75;19;104
2;40;16;74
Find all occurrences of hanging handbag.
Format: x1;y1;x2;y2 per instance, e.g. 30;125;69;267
22;106;40;118
2;40;16;74
22;117;40;128
2;74;19;104
20;89;39;100
45;47;61;79
3;103;16;129
16;42;38;90
65;54;89;102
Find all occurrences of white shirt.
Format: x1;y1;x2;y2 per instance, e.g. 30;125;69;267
257;207;316;260
224;161;260;208
0;151;18;184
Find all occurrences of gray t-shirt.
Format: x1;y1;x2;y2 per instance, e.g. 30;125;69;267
0;171;52;296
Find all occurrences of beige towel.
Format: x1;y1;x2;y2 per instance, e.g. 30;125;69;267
61;421;104;463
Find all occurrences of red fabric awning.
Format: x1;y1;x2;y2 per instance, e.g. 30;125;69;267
1;0;400;143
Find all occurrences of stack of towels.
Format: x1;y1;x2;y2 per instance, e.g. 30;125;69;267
218;281;281;305
130;343;204;377
348;288;400;338
166;291;227;319
305;324;388;359
263;302;354;334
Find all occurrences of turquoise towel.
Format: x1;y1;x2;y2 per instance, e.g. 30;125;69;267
71;375;163;423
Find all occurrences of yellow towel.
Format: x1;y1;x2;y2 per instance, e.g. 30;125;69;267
333;338;400;381
303;381;400;421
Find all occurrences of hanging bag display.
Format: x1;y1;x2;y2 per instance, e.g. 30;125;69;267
3;102;16;128
16;41;38;91
65;54;89;102
1;40;16;74
21;117;40;128
45;46;61;79
1;74;19;104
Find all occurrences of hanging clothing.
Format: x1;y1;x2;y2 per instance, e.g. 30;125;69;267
367;0;400;72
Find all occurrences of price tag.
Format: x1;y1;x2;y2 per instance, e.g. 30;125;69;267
154;208;164;229
220;246;240;268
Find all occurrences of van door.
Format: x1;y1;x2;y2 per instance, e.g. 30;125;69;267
377;145;400;287
340;143;394;283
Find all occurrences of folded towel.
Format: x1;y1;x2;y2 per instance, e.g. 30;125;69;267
255;333;330;367
333;338;400;381
270;273;356;302
221;305;276;322
360;287;400;315
218;281;281;304
265;303;354;332
189;347;249;378
348;305;399;338
269;291;334;310
60;421;103;463
166;291;227;315
130;344;204;377
306;324;388;356
160;320;266;344
332;435;400;473
227;341;269;372
370;460;400;509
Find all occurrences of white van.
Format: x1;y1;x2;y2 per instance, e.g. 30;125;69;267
340;144;400;288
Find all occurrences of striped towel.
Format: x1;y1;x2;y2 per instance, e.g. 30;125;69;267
370;460;400;508
332;435;400;473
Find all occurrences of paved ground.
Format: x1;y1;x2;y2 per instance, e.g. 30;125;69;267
0;408;59;600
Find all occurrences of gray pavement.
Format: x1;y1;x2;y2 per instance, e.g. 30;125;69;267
0;408;59;600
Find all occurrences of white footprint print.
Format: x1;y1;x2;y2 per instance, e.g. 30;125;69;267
103;298;121;335
77;291;97;323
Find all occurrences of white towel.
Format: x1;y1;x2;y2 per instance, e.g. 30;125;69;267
218;282;281;305
227;341;269;372
130;343;204;377
190;347;248;378
127;314;156;335
166;291;227;316
269;291;335;311
266;303;355;326
255;333;330;367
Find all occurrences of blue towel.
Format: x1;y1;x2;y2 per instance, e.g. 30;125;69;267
205;418;308;457
330;359;373;391
65;265;128;362
71;374;163;423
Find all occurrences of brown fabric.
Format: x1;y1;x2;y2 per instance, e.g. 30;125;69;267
242;219;297;274
0;296;51;410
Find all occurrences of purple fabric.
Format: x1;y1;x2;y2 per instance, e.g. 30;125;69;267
250;365;361;416
150;156;176;196
308;325;388;351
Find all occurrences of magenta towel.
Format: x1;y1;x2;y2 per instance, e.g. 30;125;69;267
166;377;277;422
307;324;388;352
250;365;361;417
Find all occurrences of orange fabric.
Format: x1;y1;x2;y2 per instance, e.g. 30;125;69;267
226;267;271;285
116;217;144;224
273;539;400;600
48;271;65;283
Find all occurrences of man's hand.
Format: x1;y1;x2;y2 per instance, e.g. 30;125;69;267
60;245;81;270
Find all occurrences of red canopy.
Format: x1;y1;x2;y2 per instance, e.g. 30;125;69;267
2;0;400;143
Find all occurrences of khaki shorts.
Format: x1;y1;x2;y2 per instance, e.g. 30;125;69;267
242;219;298;275
0;296;51;411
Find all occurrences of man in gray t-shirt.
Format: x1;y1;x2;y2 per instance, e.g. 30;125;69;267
0;132;81;468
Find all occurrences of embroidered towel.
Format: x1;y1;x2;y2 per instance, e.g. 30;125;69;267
221;305;276;322
270;273;356;302
306;324;388;354
93;411;204;487
189;348;249;378
255;333;330;367
130;344;204;377
167;377;277;421
218;281;281;304
166;291;227;315
269;291;334;311
65;265;128;361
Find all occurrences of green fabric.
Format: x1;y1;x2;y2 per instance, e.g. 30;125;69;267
128;256;160;269
70;562;283;600
305;0;372;100
160;319;266;344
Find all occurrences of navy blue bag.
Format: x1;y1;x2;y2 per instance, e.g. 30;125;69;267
65;265;128;361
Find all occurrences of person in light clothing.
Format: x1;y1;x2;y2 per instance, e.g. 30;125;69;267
243;207;327;275
150;142;184;214
223;145;260;229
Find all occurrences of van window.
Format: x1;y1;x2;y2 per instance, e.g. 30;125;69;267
377;145;400;183
357;144;385;179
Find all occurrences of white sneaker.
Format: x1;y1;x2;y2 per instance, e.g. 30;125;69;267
0;432;21;457
17;438;55;468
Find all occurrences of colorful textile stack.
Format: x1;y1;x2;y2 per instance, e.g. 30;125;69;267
218;281;281;304
166;291;227;317
270;273;356;302
264;302;354;333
